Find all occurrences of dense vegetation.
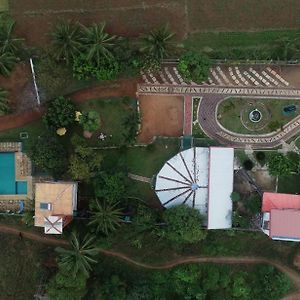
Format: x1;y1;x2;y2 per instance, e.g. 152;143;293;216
86;258;291;300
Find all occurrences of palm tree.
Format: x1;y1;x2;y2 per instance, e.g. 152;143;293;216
89;199;123;235
0;16;24;55
274;37;300;61
0;88;9;115
51;20;84;65
0;51;18;76
139;25;177;60
81;23;117;66
55;232;98;277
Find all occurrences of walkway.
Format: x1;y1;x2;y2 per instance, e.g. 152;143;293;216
128;173;152;183
138;83;300;148
0;223;299;299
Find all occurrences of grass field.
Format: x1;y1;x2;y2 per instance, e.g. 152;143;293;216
218;97;300;134
0;233;53;300
0;0;8;12
184;30;300;51
278;175;300;194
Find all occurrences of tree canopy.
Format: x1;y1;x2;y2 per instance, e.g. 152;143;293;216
178;51;211;83
162;204;207;244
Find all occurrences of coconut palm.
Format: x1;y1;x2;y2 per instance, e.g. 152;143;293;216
55;232;98;277
0;51;18;76
81;23;117;66
51;20;84;65
0;16;24;55
89;200;123;235
139;25;176;60
0;88;9;115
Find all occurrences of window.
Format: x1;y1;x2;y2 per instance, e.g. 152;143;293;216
40;203;52;210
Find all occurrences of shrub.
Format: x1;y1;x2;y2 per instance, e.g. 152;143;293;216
79;110;101;132
72;54;119;81
28;134;68;177
43;96;76;130
268;153;293;176
231;192;241;202
177;51;210;83
268;120;282;132
243;159;254;170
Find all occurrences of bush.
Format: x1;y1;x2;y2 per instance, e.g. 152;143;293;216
245;194;262;214
268;153;293;176
28;134;68;177
79;110;101;133
177;51;210;83
268;120;282;132
72;54;119;81
231;192;241;202
243;159;254;170
43;96;76;130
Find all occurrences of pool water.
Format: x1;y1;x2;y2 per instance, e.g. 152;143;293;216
0;152;27;195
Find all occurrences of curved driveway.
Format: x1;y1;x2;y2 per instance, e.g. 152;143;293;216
198;92;300;149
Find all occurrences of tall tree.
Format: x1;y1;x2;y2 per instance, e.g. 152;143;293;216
56;232;98;277
81;23;117;66
139;25;176;60
51;20;84;65
89;200;123;235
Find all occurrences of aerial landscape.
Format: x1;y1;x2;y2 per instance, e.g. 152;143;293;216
2;0;300;299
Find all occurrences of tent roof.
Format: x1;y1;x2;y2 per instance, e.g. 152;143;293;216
207;147;234;229
262;192;300;212
155;147;234;229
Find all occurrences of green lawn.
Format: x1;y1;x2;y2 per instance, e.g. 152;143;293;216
218;97;300;134
184;30;300;51
0;0;8;11
0;233;53;300
77;97;137;147
278;175;300;194
0;119;46;152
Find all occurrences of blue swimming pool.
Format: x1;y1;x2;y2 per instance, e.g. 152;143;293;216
0;152;27;195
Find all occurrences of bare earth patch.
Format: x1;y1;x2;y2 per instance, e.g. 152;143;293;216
138;95;184;143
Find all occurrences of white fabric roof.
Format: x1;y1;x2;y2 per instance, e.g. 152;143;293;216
155;147;234;229
155;148;209;216
207;147;234;229
44;216;63;234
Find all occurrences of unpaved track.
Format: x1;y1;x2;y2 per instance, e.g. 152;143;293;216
0;223;300;299
0;78;138;132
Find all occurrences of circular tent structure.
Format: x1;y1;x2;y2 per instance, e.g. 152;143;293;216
155;147;234;229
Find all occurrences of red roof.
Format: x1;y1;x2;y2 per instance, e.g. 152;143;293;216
262;192;300;212
270;209;300;239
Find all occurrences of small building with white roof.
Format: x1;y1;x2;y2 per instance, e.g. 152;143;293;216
155;147;234;229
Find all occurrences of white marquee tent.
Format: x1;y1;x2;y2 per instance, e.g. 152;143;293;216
155;147;234;229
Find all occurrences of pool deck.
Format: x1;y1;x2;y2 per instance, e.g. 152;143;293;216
0;143;33;204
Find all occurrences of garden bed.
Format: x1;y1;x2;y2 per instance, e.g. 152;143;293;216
217;97;300;134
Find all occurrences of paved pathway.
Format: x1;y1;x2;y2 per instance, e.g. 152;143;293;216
0;223;299;299
128;173;152;183
138;84;300;148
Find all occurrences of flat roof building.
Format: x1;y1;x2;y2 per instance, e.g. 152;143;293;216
155;147;234;229
34;182;78;234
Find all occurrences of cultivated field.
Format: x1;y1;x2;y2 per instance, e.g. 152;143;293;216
138;95;184;143
7;0;300;47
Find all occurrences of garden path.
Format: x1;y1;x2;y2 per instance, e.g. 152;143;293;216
128;173;151;183
0;223;299;299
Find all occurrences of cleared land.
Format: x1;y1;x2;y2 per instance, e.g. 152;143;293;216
138;95;184;143
7;0;300;47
